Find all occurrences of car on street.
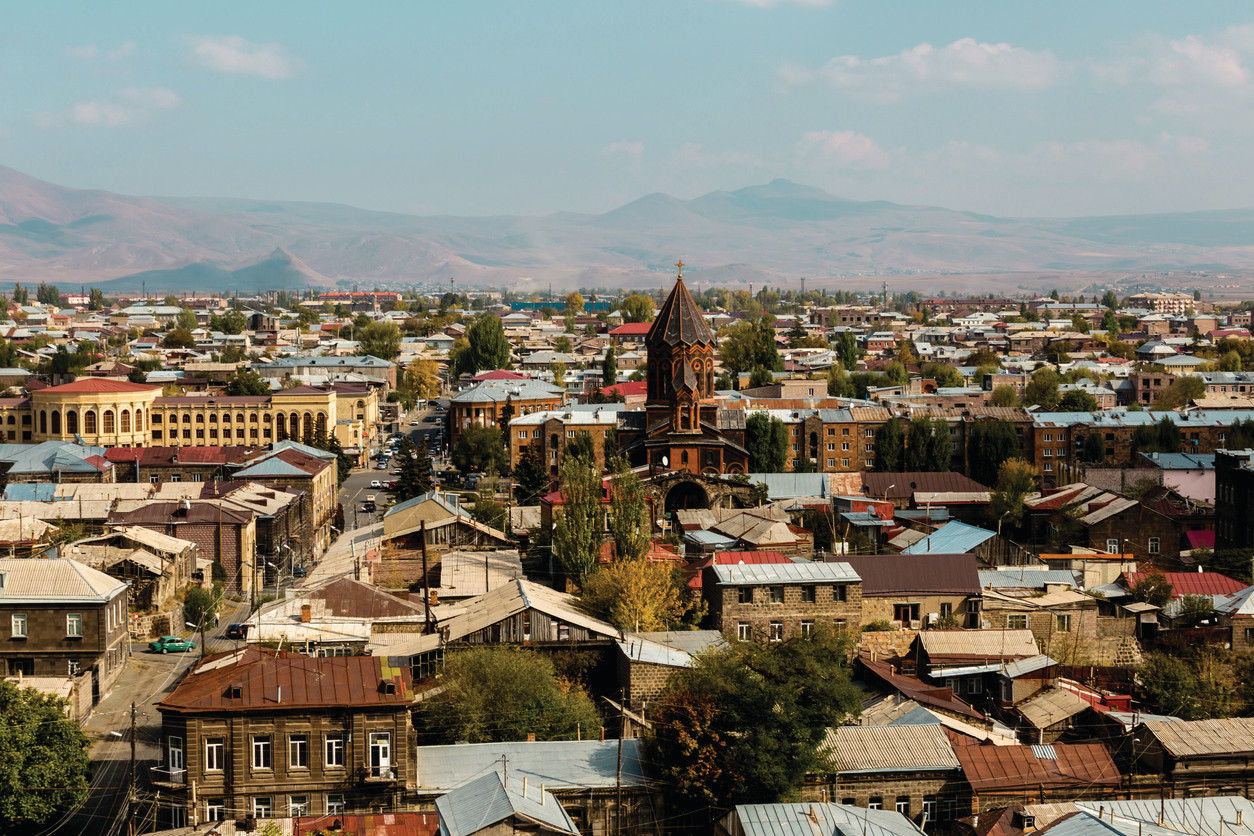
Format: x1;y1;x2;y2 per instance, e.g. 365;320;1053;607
224;623;250;640
424;415;439;422
149;636;195;654
370;480;383;489
410;420;420;426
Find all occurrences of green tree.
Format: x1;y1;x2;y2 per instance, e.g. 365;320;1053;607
606;460;649;562
1131;572;1174;607
565;291;584;315
471;491;508;532
414;647;602;744
619;293;655;323
990;385;1020;407
748;366;774;388
923;362;963;389
1059;389;1099;412
1082;432;1106;464
826;363;851;397
873;417;906;472
565;430;596;463
745;412;788;472
87;287;106;310
456;314;512;376
1101;309;1120;334
553;453;603;586
991;458;1036;533
452;424;509;475
833;330;860;369
357;320;401;360
0;680;91;827
601;343;617;386
224;368;271;396
35;282;61;306
792;456;817;473
720;319;783;378
162;328;196;349
175;307;198;330
905;415;952;472
1132;417;1182;456
1102;290;1119;309
184;586;217;628
211;308;247;335
1024;367;1061;409
1154;375;1206;409
646;627;861;811
11;283;29;305
582;558;690;631
394;438;434;501
513;445;550;505
883;361;909;387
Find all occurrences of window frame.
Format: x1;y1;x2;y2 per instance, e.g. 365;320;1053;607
205;737;225;772
66;613;83;638
251;735;272;770
289;733;308;769
736;622;751;641
11;613;26;638
325;733;345;768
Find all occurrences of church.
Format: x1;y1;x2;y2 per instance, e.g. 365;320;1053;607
619;264;750;476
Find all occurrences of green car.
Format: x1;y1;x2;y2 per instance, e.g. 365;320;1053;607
149;636;195;654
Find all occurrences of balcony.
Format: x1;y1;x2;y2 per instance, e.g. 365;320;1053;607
363;765;398;783
150;765;186;786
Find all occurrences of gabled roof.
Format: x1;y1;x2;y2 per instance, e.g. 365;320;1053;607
710;561;859;586
822;724;961;773
647;276;714;348
917;629;1038;662
1121;571;1246;599
415;739;648;792
435;771;578;836
0;556;126;603
38;378;160;394
956;744;1121;792
1143;718;1254;758
1016;688;1092;730
902;520;997;554
726;802;922;836
840;554;979;596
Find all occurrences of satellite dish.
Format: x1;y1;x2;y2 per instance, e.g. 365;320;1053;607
662;456;669;467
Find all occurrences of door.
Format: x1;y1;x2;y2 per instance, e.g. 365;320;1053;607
369;732;391;777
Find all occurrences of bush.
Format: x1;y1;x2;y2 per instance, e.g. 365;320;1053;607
861;620;894;632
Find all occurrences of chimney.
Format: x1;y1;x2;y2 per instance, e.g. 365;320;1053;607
277;686;282;704
522;776;528;796
527;732;536;742
429;590;439;607
300;604;312;623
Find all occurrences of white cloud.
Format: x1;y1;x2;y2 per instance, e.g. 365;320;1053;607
796;130;891;169
33;87;182;129
188;35;298;79
107;41;136;60
600;140;644;162
783;38;1062;100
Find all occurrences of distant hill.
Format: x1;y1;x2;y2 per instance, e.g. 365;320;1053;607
3;166;1254;291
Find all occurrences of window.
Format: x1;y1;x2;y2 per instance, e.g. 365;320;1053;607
1148;537;1160;554
289;795;309;816
1245;627;1254;644
327;795;346;815
922;797;938;823
66;613;82;637
842;442;850;451
519;431;527;438
896;797;911;816
1006;614;1028;630
567;430;575;438
206;800;226;822
769;621;784;641
1043;448;1052;457
253;797;273;818
801;586;816;603
842;458;849;467
289;734;308;769
769;586;784;604
252;735;272;769
11;614;26;638
893;603;920;624
737;622;751;641
1106;539;1119;553
325;734;344;767
835;585;848;603
1044;433;1053;442
68;659;81;675
801;620;815;637
1056;614;1073;632
149;474;160;484
966;677;983;694
1044;462;1052;471
205;738;225;772
868;797;883;811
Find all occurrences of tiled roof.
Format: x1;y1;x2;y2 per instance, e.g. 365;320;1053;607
647;276;714;348
956;743;1121;792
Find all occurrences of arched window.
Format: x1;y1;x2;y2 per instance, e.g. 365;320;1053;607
237;413;245;423
135;409;143;431
195;414;204;424
84;410;97;434
65;410;76;434
39;410;46;435
5;415;12;425
51;410;61;435
681;451;689;466
208;413;218;423
222;413;231;424
316;413;327;437
276;414;287;440
103;410;115;434
250;414;258;423
182;414;191;424
120;409;130;433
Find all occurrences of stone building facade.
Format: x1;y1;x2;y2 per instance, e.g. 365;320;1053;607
704;561;862;642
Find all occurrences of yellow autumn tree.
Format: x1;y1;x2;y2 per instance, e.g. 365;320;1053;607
582;557;687;632
403;358;441;400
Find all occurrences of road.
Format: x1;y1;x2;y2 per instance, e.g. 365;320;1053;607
341;401;448;530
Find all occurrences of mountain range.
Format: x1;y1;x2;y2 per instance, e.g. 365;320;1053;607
2;165;1254;293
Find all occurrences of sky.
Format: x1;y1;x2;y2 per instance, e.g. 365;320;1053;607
3;1;1254;219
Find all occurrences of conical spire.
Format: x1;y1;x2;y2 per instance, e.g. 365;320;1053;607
646;261;715;348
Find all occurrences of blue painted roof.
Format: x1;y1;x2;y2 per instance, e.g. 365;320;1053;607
902;520;996;554
0;441;109;475
746;472;828;499
3;483;57;502
235;458;309;478
979;568;1079;589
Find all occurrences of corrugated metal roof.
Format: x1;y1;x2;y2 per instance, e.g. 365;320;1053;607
822;724;960;773
1144;718;1254;758
1123;572;1247;599
1004;655;1058;678
1073;798;1254;836
979;568;1079;589
726;803;921;836
0;556;126;602
436;550;523;599
956;743;1121;791
1018;689;1092;730
415;739;648;791
435;771;578;836
863;471;988;498
711;561;859;586
841;554;979;595
902;520;996;554
918;629;1038;660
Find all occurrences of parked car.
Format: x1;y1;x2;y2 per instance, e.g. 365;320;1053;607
149;636;195;654
370;480;383;489
292;565;307;578
424;415;439;423
410;420;421;426
224;623;249;640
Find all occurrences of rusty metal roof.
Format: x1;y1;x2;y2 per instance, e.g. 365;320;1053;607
157;646;412;713
841;554;980;595
918;629;1039;662
863;471;990;497
956;743;1120;792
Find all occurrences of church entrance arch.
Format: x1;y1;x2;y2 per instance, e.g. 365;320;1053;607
664;480;709;516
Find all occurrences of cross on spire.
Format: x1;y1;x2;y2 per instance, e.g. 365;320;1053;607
676;260;684;279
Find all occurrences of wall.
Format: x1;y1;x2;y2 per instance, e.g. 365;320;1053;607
707;576;863;641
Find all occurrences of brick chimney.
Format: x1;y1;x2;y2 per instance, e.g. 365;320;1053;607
428;590;438;607
300;604;312;623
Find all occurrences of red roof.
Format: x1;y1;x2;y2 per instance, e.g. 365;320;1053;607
600;381;647;398
688;550;792;589
609;322;652;335
40;378;160;394
472;370;528;381
1122;571;1246;599
955;744;1120;792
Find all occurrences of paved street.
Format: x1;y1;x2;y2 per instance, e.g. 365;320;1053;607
342;402;447;530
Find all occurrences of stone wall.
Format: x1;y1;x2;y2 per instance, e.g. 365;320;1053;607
856;629;918;659
709;578;862;641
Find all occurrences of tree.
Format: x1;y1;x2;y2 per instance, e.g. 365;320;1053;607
872;417;906;472
905;416;952;472
1101;309;1120;334
176;307;198;330
1132;417;1182;457
471;491;508;532
1024;367;1061;409
1155;375;1206;409
513;445;550;505
403;358;442;400
497;397;515;435
565;291;584;315
356;320;401;360
1102;290;1119;309
35;282;61;306
832;330;860;369
1082;432;1106;463
393;438;434;501
211;308;247;335
646;627;861;812
162;328;196;349
550;361;567;387
456;314;512;376
745;413;788;472
606;461;649;562
452;424;509;475
0;680;90;827
1137;648;1234;720
792;456;816;473
883;361;909;386
1059;389;1099;412
553;453;603;586
565;430;596;463
748;366;774;388
87;287;106;310
414;647;602;744
620;293;654;323
11;282;29;305
582;558;688;632
1131;572;1174;607
184;586;217;628
991;458;1035;533
923;362;963;389
990;385;1020;407
224;368;271;396
720;319;783;378
601;343;617;387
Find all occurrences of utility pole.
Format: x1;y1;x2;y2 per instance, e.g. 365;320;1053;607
420;520;431;630
615;688;625;836
127;701;136;836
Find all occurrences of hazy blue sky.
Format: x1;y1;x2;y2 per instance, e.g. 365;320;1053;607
3;1;1254;218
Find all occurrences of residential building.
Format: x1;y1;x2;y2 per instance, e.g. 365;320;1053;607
449;378;566;451
703;561;862;642
840;554;982;629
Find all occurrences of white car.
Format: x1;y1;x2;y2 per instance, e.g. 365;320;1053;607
370;480;383;489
